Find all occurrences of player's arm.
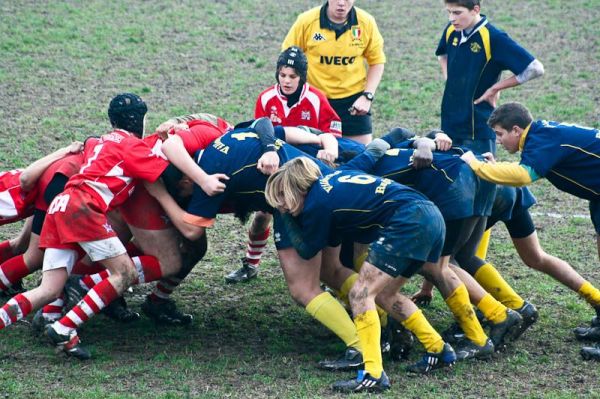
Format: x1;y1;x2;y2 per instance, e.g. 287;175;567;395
351;64;384;115
461;151;541;186
143;178;207;241
282;127;339;163
20;141;83;191
341;138;390;172
474;60;544;106
252;117;280;175
161;134;229;196
437;55;448;80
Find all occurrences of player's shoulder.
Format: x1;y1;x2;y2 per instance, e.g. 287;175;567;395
257;85;279;102
355;7;378;26
294;6;321;25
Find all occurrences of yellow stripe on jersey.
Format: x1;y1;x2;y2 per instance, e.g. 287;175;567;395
445;25;456;43
479;26;492;62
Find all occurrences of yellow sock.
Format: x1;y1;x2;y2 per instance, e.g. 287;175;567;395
401;309;444;353
477;293;508;324
445;284;488;346
578;281;600;307
474;263;525;310
339;274;358;305
354;250;368;273
355;309;383;379
339;274;388;327
475;229;492;259
306;292;361;352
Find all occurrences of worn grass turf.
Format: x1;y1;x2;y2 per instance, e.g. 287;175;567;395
1;0;599;397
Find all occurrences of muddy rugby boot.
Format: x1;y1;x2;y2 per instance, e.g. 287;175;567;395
332;370;391;393
318;347;363;371
406;343;457;374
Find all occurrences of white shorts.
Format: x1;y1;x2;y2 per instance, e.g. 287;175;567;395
80;236;127;262
42;248;78;274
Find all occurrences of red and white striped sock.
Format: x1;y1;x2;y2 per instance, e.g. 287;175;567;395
0;293;33;330
42;295;65;322
243;228;270;267
0;255;30;292
148;276;183;302
0;240;13;264
55;278;119;333
80;270;111;291
131;256;163;285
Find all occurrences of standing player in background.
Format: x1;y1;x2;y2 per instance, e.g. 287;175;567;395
283;0;385;145
435;0;544;309
225;46;344;283
437;0;544;155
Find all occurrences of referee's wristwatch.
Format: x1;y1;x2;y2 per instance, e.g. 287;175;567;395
362;91;374;102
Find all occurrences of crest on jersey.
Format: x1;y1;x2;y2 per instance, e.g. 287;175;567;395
301;111;311;121
470;42;482;53
452;37;459;46
351;26;362;40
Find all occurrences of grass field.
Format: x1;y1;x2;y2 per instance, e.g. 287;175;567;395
1;0;599;397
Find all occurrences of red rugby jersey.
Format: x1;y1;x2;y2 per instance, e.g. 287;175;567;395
66;129;169;212
255;83;342;136
0;169;36;225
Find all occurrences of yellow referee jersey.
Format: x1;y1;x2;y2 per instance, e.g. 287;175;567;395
282;5;386;99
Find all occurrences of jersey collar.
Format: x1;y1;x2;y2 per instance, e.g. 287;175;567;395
320;3;358;38
518;122;532;151
459;15;488;45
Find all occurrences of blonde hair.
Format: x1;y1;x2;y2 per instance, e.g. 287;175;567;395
265;157;322;214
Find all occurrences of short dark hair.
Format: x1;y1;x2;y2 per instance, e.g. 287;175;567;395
444;0;481;10
488;102;533;131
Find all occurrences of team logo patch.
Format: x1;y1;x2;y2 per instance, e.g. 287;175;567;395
301;111;311;121
330;121;342;132
313;32;325;41
452;37;458;46
351;26;362;40
470;42;482;53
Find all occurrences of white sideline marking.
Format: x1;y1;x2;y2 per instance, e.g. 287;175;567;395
530;212;588;219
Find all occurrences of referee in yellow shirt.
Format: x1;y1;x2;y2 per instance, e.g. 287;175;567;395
283;0;385;144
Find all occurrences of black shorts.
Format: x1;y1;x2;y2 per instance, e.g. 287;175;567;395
329;92;373;136
31;208;46;235
504;210;535;239
442;216;481;257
